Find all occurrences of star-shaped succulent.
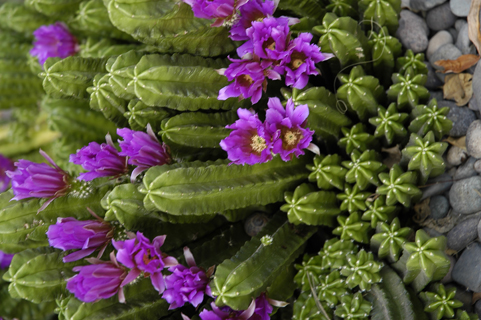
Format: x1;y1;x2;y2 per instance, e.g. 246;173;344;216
362;196;397;228
338;123;375;154
282;183;340;227
387;67;429;110
307;154;347;190
318;238;358;270
376;164;422;207
316;270;349;307
369;103;409;145
334;292;372;320
337;184;372;212
340;249;382;291
367;26;402;84
370;217;411;262
342;149;386;190
454;310;478;320
403;230;451;286
295;255;328;291
360;0;401;35
326;0;358;18
396;49;428;75
409;98;453;140
293;291;333;320
336;65;384;120
401;132;448;183
420;284;463;320
333;212;371;243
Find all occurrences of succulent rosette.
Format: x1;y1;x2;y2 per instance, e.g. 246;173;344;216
229;0;277;41
30;22;78;66
265;97;314;161
0;154;14;193
113;232;178;293
220;108;274;165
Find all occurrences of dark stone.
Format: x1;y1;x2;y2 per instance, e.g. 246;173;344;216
426;3;457;31
449;176;481;214
396;10;429;53
429;195;450;220
454;156;478;180
452;243;481;291
422;173;454;200
447;217;480;251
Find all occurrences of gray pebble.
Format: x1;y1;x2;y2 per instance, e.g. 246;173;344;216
430;195;450;219
430;90;445;101
410;0;447;11
421;173;454;200
438;99;477;135
426;63;445;89
466;120;481;158
474;159;481;173
455;19;467;32
396;10;429;53
423;227;444;238
447;216;480;251
446;145;469;166
449;176;481;214
450;0;472;17
401;0;411;8
441;254;456;284
473;62;481;108
452;242;481;290
469;96;479;112
427;31;454;60
455;23;474;54
454;156;478;179
427;3;457;30
447;27;458;43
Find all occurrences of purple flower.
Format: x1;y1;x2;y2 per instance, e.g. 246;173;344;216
0;154;14;193
220;108;273;165
265;97;314;161
229;0;277;41
113;232;178;293
117;124;171;182
218;58;280;104
276;33;334;89
237;17;291;60
6;150;71;212
163;247;212;309
183;0;248;27
70;135;128;181
67;252;127;303
200;294;273;320
0;250;14;269
46;210;114;263
30;22;78;66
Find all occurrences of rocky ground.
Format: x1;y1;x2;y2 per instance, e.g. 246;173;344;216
396;0;481;316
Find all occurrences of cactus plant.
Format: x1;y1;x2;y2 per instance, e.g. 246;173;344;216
420;284;463;320
369;103;409;145
342;149;386;190
376;164;422;207
338;123;375;154
396;49;428;75
362;196;397;228
306;154;347;190
387;67;430;110
333;212;371;243
370;217;411;262
409;99;453;140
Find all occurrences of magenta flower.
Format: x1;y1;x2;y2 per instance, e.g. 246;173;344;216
113;232;178;293
67;252;127;303
200;294;274;320
70;135;128;181
6;150;71;212
237;17;291;60
30;22;78;66
46;210;114;263
117;124;171;182
276;33;334;89
183;0;248;27
220;108;273;165
0;154;14;193
265;97;314;161
229;0;277;41
163;247;212;309
0;250;14;269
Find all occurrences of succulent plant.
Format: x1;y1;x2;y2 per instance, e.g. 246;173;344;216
409;98;453;140
370;217;411;262
316;270;349;307
306;154;347;190
318;238;358;270
396;49;428;75
342;149;386;190
334;292;372;319
369;103;409;145
294;255;327;291
420;284;463;320
455;310;479;320
362;196;397;228
359;0;401;35
337;184;372;213
367;26;402;85
326;0;357;18
376;164;422;207
387;67;430;110
333;212;371;243
338;123;375;154
401;131;448;183
340;249;382;291
293;291;333;320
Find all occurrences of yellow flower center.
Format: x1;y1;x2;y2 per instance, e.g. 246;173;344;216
251;135;267;155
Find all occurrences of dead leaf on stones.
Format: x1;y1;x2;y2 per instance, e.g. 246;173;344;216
413;198;431;224
468;0;481;54
443;136;467;151
473;292;481;304
443;73;473;106
444;248;458;256
434;54;480;73
381;145;401;169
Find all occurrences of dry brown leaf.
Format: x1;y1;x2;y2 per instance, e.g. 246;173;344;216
468;0;481;54
442;136;466;151
444;248;457;256
473;292;481;304
413;198;431;224
381;145;402;169
443;73;473;106
434;54;480;73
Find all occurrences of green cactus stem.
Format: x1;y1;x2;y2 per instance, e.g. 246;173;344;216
337;184;372;213
79;38;143;59
369;103;409;145
396;49;428;75
106;50;144;100
316;270;349;307
326;0;357;17
409;99;453;140
455;310;478;320
306;154;347;190
333;212;371;243
359;0;401;35
340;249;382;291
376;164;422;207
387;67;430;110
25;0;82;18
367;26;402;85
318;238;358;270
124;100;174;131
401;132;448;184
420;284;463;320
293;291;333;320
334;292;372;319
338;123;375;154
294;255;327;291
342;149;386;190
0;3;55;35
362;196;397;228
370;217;411;262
